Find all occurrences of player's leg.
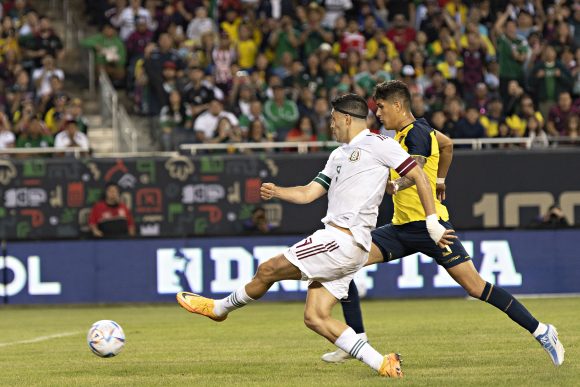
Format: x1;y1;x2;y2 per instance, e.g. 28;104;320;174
304;281;402;377
177;253;301;320
446;259;564;366
418;220;565;366
322;225;408;363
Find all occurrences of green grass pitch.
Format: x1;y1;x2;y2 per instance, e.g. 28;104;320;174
0;297;578;386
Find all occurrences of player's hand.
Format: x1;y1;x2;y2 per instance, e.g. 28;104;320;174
436;228;457;249
426;215;457;247
92;229;104;238
436;182;446;201
260;182;277;200
386;180;399;195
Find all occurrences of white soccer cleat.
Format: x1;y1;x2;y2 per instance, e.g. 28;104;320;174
536;324;565;366
321;348;353;363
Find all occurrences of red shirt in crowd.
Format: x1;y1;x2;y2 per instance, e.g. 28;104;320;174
88;201;135;237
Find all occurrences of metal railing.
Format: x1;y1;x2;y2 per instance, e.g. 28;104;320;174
99;71;139;153
179;136;580;154
0;147;86;158
179;141;341;155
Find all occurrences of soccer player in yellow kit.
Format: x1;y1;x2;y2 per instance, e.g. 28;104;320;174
321;81;565;368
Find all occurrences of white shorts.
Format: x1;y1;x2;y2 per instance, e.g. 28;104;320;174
284;225;369;299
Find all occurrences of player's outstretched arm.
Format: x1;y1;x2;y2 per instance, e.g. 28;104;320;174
260;181;327;204
405;166;457;248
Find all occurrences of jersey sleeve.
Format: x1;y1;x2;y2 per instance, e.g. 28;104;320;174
404;126;432;157
312;150;337;190
380;138;417;177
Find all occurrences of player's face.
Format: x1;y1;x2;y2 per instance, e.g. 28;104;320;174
374;98;399;130
330;109;349;142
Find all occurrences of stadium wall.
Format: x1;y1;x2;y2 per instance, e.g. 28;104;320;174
1;150;579;240
1;229;579;304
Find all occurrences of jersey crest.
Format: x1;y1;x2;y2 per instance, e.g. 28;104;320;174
349;149;361;162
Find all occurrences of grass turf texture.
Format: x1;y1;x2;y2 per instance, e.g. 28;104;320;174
0;297;578;386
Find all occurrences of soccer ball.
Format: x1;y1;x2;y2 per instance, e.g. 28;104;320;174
87;320;125;358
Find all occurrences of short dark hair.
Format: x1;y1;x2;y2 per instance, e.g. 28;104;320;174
330;93;368;120
373;80;411;110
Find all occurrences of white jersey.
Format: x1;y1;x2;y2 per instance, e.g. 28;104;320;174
314;129;416;251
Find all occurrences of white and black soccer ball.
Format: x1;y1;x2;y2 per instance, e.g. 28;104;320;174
87;320;125;358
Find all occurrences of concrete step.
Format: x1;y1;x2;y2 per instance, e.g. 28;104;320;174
88;127;115;154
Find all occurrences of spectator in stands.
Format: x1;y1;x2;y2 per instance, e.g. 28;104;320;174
89;182;136;238
242;206;275;234
454;106;485;139
286;115;317;142
12;97;36;133
494;5;529;104
31;54;64;99
247;119;272;144
209;116;242;144
44;92;68;135
386;13;416;54
528;204;570;229
144;33;183;114
159;89;193;151
0;111;14;149
15;116;53;149
530;45;573;118
239;99;270;134
212;31;235;93
193;98;238;143
126;17;153;62
54;119;90;152
480;98;504;138
180;65;214;118
186;6;216;45
81;23;127;84
269;15;299;66
34;16;64;62
506;95;544;138
503;79;525;116
300;3;333;59
114;0;153;41
461;31;487;99
547;91;580;136
263;84;299;141
66;98;89;134
442;96;463;137
527;115;549;148
312;97;331;140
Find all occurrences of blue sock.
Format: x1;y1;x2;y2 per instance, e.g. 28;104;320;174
479;282;539;334
341;281;365;334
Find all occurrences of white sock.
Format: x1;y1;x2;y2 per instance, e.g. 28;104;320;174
335;327;384;371
357;332;368;342
213;286;255;317
533;322;548;338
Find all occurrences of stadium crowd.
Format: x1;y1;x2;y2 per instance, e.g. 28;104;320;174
80;0;580;151
3;1;578;153
0;0;91;154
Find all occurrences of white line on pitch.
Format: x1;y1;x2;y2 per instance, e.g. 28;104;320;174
0;331;81;349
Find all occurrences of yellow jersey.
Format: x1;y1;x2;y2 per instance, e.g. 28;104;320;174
391;118;449;225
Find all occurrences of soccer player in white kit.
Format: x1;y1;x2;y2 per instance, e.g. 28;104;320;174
177;94;455;377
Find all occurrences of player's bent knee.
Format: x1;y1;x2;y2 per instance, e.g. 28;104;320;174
303;313;323;333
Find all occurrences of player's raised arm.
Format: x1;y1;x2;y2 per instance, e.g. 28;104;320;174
261;181;327;204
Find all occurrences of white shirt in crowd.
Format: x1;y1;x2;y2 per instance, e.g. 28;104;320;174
114;6;153;40
194;111;239;139
317;129;414;251
32;67;64;97
0;131;15;149
54;130;90;150
186;17;216;43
